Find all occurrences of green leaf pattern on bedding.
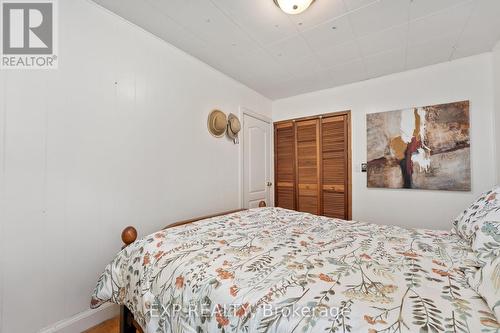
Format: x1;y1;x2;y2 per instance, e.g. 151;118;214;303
92;208;499;333
468;215;500;324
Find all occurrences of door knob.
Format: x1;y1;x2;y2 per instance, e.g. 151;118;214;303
266;182;273;187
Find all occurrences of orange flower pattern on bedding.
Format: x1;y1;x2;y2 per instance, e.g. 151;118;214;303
91;208;499;333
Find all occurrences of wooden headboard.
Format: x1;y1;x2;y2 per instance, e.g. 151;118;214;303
121;201;267;246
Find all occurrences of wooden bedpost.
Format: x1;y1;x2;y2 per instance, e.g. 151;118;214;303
120;226;139;333
121;226;137;248
120;306;136;333
259;201;267;207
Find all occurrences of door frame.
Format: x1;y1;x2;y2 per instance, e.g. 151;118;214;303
239;107;274;209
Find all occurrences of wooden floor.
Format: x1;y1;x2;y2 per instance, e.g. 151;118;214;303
83;316;119;333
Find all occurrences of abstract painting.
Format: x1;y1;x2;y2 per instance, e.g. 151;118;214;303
367;101;470;191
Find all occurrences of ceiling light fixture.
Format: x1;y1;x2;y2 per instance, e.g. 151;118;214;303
273;0;316;15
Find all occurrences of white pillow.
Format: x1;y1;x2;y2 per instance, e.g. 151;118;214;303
473;220;500;258
453;186;500;244
467;213;500;321
468;255;500;320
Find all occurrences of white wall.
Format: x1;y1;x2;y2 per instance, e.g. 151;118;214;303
494;43;500;184
273;54;496;230
0;1;271;332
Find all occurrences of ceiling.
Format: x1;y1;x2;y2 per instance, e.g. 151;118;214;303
91;0;500;100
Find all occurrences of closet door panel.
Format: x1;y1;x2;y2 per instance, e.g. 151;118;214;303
274;122;295;210
321;116;347;219
323;151;344;186
296;119;320;215
323;192;345;217
276;187;294;209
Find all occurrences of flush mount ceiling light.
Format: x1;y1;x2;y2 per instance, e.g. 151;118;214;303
273;0;316;15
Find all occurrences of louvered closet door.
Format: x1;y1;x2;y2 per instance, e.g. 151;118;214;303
321;116;348;219
296;119;320;215
274;122;296;210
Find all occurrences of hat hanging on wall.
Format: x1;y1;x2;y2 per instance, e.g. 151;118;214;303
227;113;241;144
207;110;228;138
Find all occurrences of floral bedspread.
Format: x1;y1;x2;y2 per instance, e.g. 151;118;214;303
91;208;500;333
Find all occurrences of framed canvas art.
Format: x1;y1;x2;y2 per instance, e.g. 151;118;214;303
366;101;470;191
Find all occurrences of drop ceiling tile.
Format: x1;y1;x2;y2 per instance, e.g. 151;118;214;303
94;0;154;22
211;0;298;45
453;0;500;59
255;58;325;96
300;78;339;94
216;48;286;76
266;83;307;100
265;60;367;99
316;41;362;68
364;47;406;78
192;47;294;96
267;35;315;66
288;0;347;30
327;59;367;86
302;15;356;52
238;68;295;96
269;74;337;99
284;57;324;77
291;67;335;87
453;35;499;59
343;0;380;12
358;23;407;57
260;75;317;99
408;1;474;46
409;0;473;21
147;0;256;49
348;0;411;37
406;34;456;70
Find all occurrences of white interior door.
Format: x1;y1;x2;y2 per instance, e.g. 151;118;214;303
243;113;271;208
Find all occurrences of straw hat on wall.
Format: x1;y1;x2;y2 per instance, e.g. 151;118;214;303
207;110;227;137
227;113;241;143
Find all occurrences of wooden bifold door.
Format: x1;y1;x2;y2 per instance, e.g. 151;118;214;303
274;112;351;220
295;119;320;215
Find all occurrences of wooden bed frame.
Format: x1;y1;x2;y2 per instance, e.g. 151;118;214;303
119;201;267;333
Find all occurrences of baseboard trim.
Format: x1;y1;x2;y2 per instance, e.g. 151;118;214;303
38;303;120;333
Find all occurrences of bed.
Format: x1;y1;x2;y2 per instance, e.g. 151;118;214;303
91;205;500;333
